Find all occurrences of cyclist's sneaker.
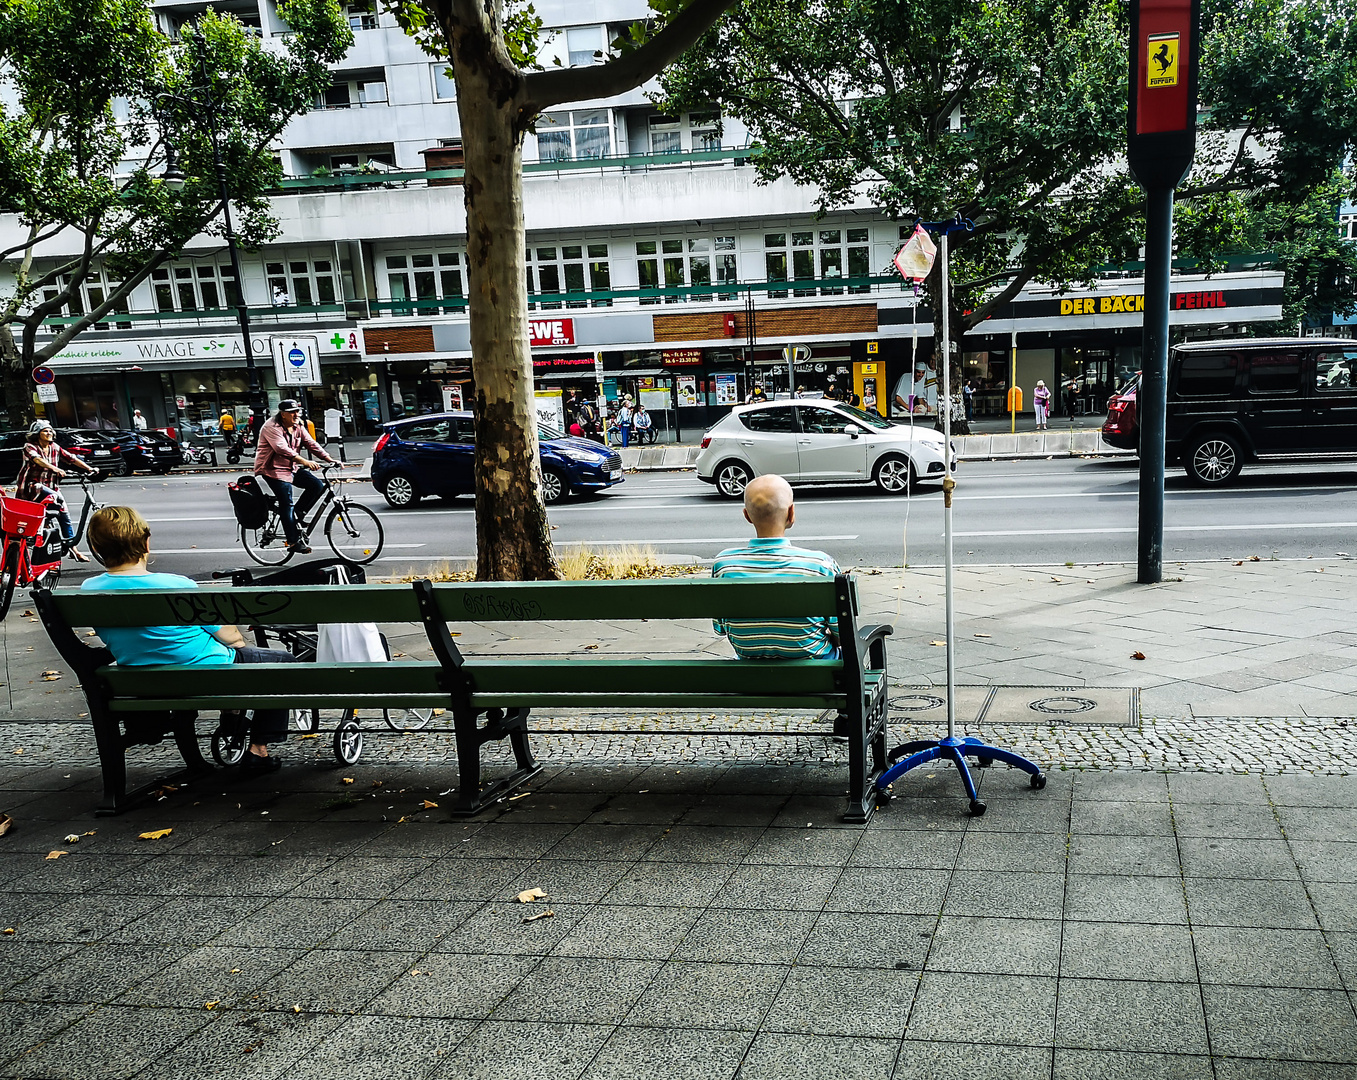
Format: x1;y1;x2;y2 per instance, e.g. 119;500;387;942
288;541;313;555
240;751;282;773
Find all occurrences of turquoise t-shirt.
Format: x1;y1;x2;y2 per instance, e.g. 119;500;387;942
81;572;234;666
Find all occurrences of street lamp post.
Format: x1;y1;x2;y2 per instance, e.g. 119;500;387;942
160;33;267;435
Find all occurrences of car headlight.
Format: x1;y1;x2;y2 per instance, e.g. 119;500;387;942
553;446;607;464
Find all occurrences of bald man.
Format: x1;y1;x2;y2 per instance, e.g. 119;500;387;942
711;474;843;659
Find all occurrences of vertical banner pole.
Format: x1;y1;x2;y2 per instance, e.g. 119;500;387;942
939;231;956;741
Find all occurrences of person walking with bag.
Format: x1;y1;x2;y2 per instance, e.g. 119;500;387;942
254;399;341;555
1033;380;1052;430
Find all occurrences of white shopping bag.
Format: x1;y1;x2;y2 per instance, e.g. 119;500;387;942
316;621;386;664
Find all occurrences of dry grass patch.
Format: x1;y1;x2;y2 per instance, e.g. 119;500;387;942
387;545;701;583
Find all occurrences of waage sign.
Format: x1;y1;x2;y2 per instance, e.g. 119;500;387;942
529;318;574;348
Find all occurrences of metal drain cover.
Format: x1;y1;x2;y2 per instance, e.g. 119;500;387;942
983;686;1138;728
1028;695;1099;715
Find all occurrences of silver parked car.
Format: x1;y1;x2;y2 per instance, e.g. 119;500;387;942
695;400;954;498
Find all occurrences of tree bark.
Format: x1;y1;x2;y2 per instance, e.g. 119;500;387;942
449;3;562;581
0;324;35;428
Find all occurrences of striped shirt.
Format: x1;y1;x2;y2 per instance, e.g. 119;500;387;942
711;537;841;659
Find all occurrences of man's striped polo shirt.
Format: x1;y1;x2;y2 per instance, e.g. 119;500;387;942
711;536;841;659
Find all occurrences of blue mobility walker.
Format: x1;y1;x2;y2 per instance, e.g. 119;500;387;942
876;216;1045;816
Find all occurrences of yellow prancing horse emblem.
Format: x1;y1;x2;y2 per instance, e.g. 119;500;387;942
1147;32;1180;88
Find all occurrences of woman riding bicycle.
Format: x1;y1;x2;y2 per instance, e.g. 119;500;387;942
15;420;95;562
254;399;342;555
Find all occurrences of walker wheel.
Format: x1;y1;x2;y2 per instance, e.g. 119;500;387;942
211;729;247;767
1030;773;1047;790
968;800;987;817
333;714;363;765
976;757;993;768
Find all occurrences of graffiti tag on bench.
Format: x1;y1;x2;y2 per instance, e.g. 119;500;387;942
162;592;293;625
459;593;546;620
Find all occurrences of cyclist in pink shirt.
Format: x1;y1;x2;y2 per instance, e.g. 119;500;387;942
253;399;338;554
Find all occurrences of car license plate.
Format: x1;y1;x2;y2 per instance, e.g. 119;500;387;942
94;450;111;456
609;469;621;480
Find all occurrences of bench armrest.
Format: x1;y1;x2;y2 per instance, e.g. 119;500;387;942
857;623;892;670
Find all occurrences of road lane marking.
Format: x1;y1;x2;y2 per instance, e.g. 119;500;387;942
153;543;427;554
955;522;1357;537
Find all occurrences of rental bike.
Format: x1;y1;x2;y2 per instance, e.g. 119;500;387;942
0;477;102;619
239;464;384;567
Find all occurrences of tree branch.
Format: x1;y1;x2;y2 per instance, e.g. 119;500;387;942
524;0;738;112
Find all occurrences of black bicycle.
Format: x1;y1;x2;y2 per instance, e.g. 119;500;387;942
240;465;383;567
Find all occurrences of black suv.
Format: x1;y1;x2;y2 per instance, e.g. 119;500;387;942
1105;338;1357;486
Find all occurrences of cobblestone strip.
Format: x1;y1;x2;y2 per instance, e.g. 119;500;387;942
2;714;1354;775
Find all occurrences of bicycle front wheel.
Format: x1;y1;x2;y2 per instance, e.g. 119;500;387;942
241;515;293;566
0;544;18;620
325;501;383;564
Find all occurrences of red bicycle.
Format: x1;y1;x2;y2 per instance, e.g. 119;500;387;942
0;477;101;619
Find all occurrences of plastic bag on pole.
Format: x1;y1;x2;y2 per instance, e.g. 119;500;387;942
893;224;937;283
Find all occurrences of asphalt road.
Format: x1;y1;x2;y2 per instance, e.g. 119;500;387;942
46;455;1357;584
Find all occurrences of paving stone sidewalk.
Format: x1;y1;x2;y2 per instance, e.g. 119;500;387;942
3;764;1357;1079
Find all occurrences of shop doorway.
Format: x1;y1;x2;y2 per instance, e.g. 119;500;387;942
1058;347;1115;417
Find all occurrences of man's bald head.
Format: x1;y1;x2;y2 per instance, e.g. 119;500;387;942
743;474;795;536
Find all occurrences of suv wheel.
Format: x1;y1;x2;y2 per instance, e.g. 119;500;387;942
381;473;419;508
1186;433;1243;486
714;460;753;499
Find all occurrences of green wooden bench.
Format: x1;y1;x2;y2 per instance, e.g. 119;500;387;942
35;575;892;822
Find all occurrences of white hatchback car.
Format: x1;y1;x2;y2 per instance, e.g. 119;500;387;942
695;400;955;498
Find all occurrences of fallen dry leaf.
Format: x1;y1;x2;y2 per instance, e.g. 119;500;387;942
432;708;445;716
138;828;173;840
299;734;319;740
581;643;600;650
396;816;408;823
45;850;68;860
0;814;13;837
371;781;383;788
421;800;438;809
973;633;991;639
928;640;947;647
508;791;531;801
1130;651;1146;661
1249;555;1261;562
2;928;14;935
1233;560;1244;566
63;834;80;844
522;908;555;923
83;831;96;836
204;1000;220;1011
292;1005;302;1014
517;887;547;903
21;609;34;617
12;748;23;755
342;777;354;785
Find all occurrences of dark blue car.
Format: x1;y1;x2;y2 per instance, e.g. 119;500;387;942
370;411;624;508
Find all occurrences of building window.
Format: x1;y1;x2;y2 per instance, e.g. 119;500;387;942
538;110;611;162
765;227;871;298
384;250;465;314
344;0;377;30
636;237;735;303
266;258;338;307
430;63;455;101
527;244;608;310
690;111;721;152
648;114;682;155
1341;213;1357;241
566;25;604;66
316;74;387;110
152;262;238;313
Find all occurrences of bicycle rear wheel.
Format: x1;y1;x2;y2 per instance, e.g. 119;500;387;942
325;501;383;564
241;514;293;566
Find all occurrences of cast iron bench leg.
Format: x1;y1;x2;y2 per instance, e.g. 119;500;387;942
449;707;543;818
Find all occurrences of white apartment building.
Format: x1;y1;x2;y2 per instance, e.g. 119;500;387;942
6;0;1284;437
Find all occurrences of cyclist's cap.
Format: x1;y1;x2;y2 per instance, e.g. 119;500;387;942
27;420;53;435
277;399;302;413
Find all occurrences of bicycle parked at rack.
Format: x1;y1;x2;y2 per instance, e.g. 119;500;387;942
233;464;383;567
205;561;432;766
0;477;102;619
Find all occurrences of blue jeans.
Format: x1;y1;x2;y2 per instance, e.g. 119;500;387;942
232;645;301;743
34;484;74;540
262;471;325;546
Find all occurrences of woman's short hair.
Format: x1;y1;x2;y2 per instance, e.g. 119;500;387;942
88;506;150;567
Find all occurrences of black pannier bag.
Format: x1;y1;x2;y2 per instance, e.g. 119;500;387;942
228;475;268;528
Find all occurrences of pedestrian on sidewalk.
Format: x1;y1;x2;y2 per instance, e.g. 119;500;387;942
711;474;842;660
963;380;974;422
618;398;634;448
633;404;654;444
1033;380;1052;429
80;506;301;772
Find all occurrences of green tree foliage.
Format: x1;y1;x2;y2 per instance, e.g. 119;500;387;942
661;0;1357;339
0;0;350;422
